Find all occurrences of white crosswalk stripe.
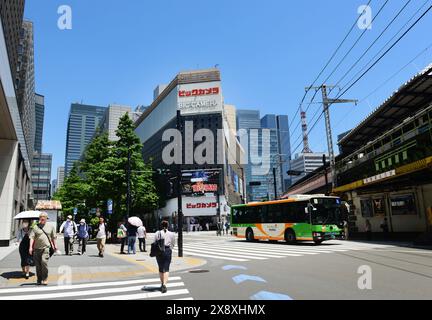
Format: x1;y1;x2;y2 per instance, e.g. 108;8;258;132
181;237;395;262
0;276;193;300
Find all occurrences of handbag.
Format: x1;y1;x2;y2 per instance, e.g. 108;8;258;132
40;225;55;257
150;231;165;257
117;228;126;239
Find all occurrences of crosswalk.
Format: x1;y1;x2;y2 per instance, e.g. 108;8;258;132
0;276;193;300
182;238;395;262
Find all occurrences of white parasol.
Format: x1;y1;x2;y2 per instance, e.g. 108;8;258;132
128;216;143;227
14;211;45;220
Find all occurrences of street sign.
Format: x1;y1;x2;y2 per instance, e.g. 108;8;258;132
107;199;113;215
73;208;78;216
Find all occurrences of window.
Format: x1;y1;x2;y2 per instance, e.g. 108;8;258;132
361;199;373;218
391;194;417;216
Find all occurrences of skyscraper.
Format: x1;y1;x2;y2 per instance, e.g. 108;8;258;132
16;20;36;163
34;93;44;153
32;153;52;201
65;103;106;175
0;0;25;88
57;166;65;191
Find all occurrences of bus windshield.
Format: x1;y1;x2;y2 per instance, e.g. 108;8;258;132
310;198;342;225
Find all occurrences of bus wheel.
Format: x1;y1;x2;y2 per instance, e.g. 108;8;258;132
246;229;255;242
285;229;297;245
314;240;323;245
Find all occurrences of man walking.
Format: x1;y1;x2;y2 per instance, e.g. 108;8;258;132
59;215;77;256
29;212;57;286
95;217;108;258
127;223;138;255
77;219;89;255
137;225;147;252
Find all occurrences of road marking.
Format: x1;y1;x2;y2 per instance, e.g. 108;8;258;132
182;250;248;262
250;291;293;300
182;248;269;260
222;265;248;271
0;277;182;295
183;244;293;258
200;243;324;255
84;289;190;300
232;275;267;285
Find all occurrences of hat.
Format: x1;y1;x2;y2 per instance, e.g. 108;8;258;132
67;215;73;219
80;219;86;223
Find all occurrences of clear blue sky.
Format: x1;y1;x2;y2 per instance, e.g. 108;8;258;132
25;0;432;174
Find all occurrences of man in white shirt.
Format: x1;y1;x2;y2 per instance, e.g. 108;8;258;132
59;215;77;256
137;225;147;252
95;217;108;258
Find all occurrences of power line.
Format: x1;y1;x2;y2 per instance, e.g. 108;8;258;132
330;0;413;94
340;0;431;93
292;4;432;154
289;0;373;132
320;0;390;87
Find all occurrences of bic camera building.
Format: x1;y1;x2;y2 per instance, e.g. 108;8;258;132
135;69;245;229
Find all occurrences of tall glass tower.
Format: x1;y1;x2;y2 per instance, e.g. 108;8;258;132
65;103;106;176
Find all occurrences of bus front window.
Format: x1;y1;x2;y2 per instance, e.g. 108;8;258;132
310;198;342;225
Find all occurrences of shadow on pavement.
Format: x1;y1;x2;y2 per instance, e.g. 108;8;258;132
1;271;35;280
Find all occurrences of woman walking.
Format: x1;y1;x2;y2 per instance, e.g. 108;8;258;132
153;221;176;293
17;219;32;279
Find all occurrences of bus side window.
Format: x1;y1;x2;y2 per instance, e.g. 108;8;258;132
295;202;309;223
282;202;294;221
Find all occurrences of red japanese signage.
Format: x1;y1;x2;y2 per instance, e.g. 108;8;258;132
179;87;219;98
186;202;218;209
191;182;218;193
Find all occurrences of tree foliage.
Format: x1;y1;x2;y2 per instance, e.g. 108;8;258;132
55;114;159;227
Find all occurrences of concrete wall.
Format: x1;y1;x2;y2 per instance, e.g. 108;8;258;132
0;140;18;244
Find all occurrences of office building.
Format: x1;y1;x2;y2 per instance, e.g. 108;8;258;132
65;103;106;175
290;152;328;185
0;0;25;87
99;104;144;141
34;93;44;153
236;111;290;201
135;69;245;228
51;179;57;197
32;153;52;201
56;166;65;191
16;20;36;163
0;1;32;246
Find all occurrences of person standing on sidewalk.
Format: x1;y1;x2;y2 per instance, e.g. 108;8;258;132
77;219;89;255
117;220;128;254
153;221;176;294
29;212;57;286
17;219;32;279
95;217;108;258
127;223;138;255
137;225;147;252
59;215;77;256
365;219;372;241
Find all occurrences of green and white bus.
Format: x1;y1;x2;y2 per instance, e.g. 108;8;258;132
231;195;345;245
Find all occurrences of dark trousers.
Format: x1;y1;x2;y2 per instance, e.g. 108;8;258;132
78;237;87;253
139;238;146;252
120;238;127;253
64;237;73;255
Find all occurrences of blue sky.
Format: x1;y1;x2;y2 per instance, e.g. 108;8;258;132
25;0;432;174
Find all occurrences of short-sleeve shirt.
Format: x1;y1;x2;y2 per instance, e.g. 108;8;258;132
29;223;56;250
154;230;176;249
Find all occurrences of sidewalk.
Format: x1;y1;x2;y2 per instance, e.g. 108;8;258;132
0;239;206;288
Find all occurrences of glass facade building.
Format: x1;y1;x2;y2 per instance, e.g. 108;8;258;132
34;93;44;153
65;104;106;176
237;111;291;202
32;153;52;201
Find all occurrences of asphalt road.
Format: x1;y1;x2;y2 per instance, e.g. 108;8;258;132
0;233;431;300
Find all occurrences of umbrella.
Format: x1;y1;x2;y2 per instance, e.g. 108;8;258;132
128;216;143;227
14;211;45;220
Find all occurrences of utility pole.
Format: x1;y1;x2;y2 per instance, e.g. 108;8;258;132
323;154;329;196
176;110;183;258
273;167;278;200
311;85;357;189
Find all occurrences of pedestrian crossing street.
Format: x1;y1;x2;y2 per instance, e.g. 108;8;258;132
180;234;395;262
0;276;193;300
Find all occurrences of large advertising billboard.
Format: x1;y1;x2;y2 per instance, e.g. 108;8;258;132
177;81;223;115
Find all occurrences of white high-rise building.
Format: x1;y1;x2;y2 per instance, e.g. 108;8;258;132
290;152;329;185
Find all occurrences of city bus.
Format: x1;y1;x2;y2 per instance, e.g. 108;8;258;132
231;195;345;245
